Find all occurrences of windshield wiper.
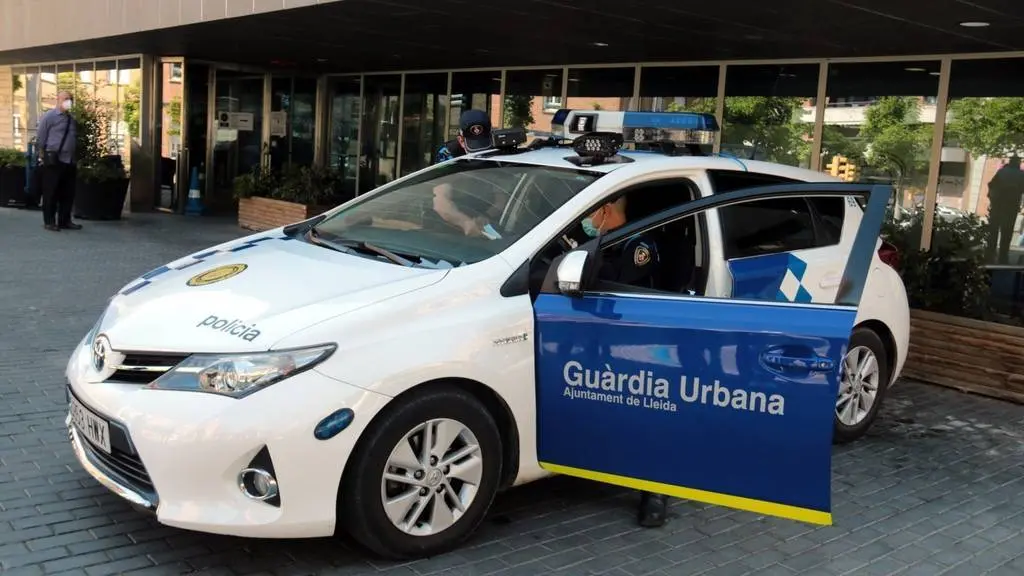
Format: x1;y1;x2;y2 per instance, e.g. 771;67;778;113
307;229;412;266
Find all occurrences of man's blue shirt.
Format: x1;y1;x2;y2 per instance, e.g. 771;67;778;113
37;108;77;164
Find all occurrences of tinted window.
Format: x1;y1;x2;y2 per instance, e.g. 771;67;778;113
719;198;816;259
707;169;795;193
809;197;846;245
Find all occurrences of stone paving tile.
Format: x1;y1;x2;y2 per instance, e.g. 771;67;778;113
1;206;1023;575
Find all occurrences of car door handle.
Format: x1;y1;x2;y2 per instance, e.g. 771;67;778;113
760;352;835;372
819;272;842;289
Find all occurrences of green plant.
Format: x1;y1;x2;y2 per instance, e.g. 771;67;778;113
232;166;278;200
882;210;992;320
71;95;114;166
503;95;534;130
0;147;27;168
77;161;127;183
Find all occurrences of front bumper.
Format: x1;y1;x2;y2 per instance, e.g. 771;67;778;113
65;341;391;539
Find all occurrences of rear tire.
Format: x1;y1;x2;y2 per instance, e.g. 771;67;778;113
340;384;502;560
833;327;890;444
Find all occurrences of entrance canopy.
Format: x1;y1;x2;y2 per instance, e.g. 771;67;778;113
0;0;1022;70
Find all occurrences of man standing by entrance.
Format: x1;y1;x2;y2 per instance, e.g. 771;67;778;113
36;90;81;231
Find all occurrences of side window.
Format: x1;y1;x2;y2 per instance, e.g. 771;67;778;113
719;197;817;259
706;170;796;193
807;197;846;245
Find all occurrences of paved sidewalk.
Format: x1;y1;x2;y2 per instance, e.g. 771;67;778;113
1;206;1023;576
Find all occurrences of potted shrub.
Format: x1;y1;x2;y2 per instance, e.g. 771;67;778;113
235;165;350;231
883;211;1024;403
73;157;130;220
0;147;28;207
69;95;131;220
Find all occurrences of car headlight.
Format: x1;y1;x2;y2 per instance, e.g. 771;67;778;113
146;344;336;398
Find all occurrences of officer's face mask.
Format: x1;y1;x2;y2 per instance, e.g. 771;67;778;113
582;208;606;237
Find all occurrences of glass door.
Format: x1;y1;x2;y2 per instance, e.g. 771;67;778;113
156;59;191;212
209;69;265;214
269;75;318;171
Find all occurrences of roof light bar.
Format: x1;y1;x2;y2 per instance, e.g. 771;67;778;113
552;109;720;147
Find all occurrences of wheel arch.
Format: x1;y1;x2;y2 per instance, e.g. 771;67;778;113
855;319;897;386
337;377;521;507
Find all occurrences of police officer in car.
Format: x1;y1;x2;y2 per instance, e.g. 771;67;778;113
582;195;668;527
431;109;507;236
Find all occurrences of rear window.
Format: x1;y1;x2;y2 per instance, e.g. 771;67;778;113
708;170;845;258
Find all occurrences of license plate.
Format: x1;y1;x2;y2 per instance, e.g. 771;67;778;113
69;395;111;454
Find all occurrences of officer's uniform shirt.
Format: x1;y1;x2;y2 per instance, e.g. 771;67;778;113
436;139;465;163
598;234;660;288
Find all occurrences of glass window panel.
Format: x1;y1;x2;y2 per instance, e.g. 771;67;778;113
39;65;57;112
359;74;401;194
117;64;142;168
328;76;361;199
11;68;29;149
449;71;500;140
721;64;818;168
503;68;563;137
823;61;939;224
291;77;317;168
920;57;1024;326
637;65;718;114
269;76;292;171
566;67;635;113
400;72;447;177
75;62;95;99
56;63;75;96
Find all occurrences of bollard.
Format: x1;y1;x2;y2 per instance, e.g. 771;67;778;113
185;166;204;216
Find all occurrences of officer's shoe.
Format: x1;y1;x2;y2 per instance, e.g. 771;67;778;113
637;492;668;528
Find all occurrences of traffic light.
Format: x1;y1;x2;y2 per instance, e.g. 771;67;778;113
841;161;859;182
826;154;847;177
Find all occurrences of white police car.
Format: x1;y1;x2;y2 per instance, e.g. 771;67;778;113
65;110;909;559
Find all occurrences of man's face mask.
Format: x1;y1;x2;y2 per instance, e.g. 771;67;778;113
61;99;73;111
582;208;605;237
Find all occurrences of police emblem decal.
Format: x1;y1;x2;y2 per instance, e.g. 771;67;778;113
634;244;651;267
186;263;248;287
470;124;484;136
92;334;110;372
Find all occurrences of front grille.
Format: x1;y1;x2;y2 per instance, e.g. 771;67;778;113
68;387;159;506
80;436;155;493
111;352;189;384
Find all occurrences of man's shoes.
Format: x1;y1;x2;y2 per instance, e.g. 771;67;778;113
59;222;82;230
43;224;60;231
637;492;669;528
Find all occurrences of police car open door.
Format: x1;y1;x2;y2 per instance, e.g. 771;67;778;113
533;183;891;526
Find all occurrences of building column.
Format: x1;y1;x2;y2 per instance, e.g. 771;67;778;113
128;54;158;213
0;66;14;148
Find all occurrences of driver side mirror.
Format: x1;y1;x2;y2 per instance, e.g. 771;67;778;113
556;250;589;297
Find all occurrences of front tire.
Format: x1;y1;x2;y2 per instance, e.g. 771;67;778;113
833;327;890;444
340;384;503;560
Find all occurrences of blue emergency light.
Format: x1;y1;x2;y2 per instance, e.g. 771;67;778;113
552;109;719;148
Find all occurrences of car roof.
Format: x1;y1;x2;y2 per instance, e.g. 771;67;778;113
476;147;840;183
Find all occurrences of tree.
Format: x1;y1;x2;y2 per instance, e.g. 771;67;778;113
503;95;534;130
859;96;932;184
121;81;141;138
946;97;1024;158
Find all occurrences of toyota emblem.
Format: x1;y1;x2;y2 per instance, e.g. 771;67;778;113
92;335;111;373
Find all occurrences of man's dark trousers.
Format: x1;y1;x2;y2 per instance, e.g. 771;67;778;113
41;161;76;228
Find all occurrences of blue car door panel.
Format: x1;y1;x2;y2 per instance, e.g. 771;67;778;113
533;183;891;525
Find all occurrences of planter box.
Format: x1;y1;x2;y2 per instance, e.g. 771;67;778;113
73;177;130;220
238;196;331;232
904;309;1024;404
0;165;28;207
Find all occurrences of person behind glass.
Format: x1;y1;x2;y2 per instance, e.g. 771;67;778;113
36;90;80;232
582;196;669;527
432;109;504;236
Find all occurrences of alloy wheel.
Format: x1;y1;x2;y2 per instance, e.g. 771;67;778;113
836;345;881;426
380;418;484;537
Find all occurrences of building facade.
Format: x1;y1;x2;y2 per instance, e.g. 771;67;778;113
2;0;1024;332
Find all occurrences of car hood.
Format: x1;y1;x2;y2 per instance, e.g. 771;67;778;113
96;231;448;353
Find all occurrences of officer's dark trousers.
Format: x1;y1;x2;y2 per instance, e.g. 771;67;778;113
41;162;76;227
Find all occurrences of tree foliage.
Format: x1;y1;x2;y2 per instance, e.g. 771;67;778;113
503;95;534;130
946;97;1024;158
859;96;932;180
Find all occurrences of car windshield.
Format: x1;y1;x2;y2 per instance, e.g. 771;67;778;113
309;158;603;268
